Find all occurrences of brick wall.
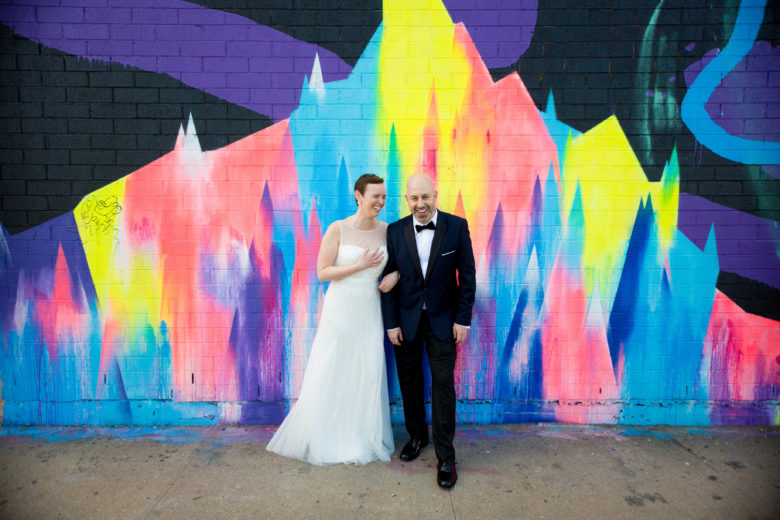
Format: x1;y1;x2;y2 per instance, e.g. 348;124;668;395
0;0;778;426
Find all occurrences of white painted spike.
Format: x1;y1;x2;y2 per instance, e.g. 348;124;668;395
309;52;326;103
174;122;186;151
184;113;202;154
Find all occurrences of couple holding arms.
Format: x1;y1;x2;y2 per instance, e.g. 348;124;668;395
267;173;476;490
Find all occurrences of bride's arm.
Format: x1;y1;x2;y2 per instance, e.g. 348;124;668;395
316;222;385;282
378;271;399;293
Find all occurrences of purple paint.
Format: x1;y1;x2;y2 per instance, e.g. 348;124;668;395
684;48;719;83
678;193;780;289
0;212;97;334
684;41;780;172
0;0;351;120
0;0;539;119
85;7;132;24
763;164;780;177
444;0;537;67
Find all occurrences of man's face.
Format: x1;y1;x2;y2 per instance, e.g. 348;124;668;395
405;177;437;224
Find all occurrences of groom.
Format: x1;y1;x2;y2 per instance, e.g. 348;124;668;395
381;173;476;489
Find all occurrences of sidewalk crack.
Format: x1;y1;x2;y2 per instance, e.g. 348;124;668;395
141;426;217;519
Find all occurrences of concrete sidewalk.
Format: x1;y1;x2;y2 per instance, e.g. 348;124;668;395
0;424;777;519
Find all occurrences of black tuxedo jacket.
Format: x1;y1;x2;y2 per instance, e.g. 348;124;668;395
381;211;476;342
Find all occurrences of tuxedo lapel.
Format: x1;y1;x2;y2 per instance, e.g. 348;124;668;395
403;219;424;280
425;212;448;281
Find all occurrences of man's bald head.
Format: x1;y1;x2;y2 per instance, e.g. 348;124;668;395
406;173;435;193
405;173;438;224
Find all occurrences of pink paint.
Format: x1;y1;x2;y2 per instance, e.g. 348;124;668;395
286;202;324;396
115;121;301;400
448;24;560;259
703;291;780;402
422;92;439;182
34;246;86;363
541;264;619;423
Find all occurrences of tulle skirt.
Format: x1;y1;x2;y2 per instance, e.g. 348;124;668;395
266;276;394;465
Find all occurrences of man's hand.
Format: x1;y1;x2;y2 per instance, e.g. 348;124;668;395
453;324;469;345
387;328;404;346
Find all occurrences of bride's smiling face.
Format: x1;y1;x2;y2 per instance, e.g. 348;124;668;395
356;183;387;218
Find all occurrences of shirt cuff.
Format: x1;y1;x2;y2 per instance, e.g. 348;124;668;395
386;327;401;333
455;323;470;329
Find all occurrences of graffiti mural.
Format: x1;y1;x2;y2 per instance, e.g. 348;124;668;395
0;0;778;426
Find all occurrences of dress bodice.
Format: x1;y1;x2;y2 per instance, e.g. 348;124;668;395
335;220;388;281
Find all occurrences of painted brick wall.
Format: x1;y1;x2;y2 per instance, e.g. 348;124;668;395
0;0;778;426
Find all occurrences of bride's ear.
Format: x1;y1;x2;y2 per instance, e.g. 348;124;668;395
354;190;361;206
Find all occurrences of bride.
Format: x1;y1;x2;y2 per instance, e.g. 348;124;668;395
266;173;398;465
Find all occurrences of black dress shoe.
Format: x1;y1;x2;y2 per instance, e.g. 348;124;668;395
399;438;428;461
437;459;457;489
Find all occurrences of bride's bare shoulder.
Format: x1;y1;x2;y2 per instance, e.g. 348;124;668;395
325;220;342;231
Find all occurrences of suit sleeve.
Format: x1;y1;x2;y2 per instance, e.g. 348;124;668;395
455;219;476;328
381;227;400;331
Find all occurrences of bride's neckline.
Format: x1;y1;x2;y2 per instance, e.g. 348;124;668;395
343;219;382;232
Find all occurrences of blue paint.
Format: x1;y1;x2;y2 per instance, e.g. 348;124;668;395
610;196;718;425
290;25;385;224
500;280;527;400
540;92;581;171
607;198;648;376
560;183;586;273
681;0;780;165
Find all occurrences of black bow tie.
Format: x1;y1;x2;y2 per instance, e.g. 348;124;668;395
415;221;436;233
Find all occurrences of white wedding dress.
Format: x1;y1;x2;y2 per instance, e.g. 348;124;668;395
266;220;395;465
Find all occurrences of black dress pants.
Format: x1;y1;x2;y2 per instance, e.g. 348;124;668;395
394;311;457;462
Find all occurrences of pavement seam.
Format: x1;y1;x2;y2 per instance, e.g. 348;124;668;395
449;489;457;519
140;427;215;520
667;432;761;518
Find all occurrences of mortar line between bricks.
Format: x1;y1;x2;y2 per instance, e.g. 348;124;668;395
449;489;457;520
141;427;216;520
667;433;761;517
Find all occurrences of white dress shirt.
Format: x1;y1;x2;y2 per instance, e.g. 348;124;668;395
412;210;438;279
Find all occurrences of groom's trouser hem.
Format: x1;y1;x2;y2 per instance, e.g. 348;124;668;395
396;311;456;461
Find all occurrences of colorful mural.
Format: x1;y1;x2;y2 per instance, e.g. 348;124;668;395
0;0;778;427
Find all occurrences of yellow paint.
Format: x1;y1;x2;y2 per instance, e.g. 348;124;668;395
110;251;164;327
562;116;679;304
74;178;163;328
378;0;480;215
655;145;680;251
75;178;127;309
439;104;494;221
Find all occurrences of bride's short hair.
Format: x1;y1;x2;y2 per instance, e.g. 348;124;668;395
354;173;384;205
